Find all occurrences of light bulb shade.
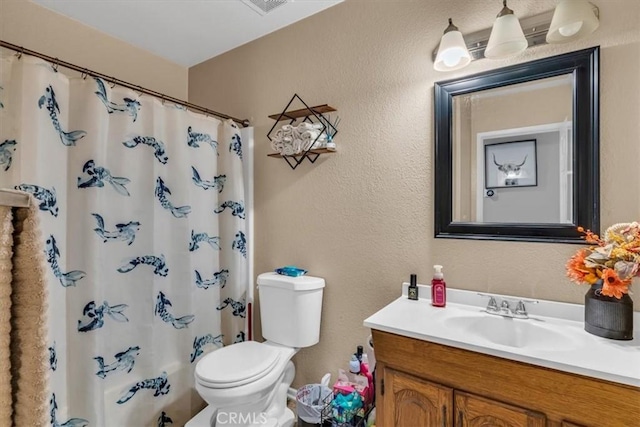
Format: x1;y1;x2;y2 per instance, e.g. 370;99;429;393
434;30;471;71
546;0;599;43
484;14;528;59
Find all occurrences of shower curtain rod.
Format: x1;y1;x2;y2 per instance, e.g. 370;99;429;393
0;189;30;208
0;40;250;127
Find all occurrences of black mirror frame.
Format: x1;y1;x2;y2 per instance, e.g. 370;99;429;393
434;47;599;243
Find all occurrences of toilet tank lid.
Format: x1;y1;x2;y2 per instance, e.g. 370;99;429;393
257;272;325;291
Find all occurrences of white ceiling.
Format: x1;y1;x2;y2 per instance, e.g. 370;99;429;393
31;0;343;67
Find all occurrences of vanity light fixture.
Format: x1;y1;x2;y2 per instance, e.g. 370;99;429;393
434;19;472;72
547;0;600;43
432;1;600;71
484;0;528;59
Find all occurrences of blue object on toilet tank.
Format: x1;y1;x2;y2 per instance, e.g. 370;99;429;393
275;266;308;277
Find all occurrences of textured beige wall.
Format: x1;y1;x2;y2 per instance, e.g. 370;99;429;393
0;0;187;98
189;0;640;388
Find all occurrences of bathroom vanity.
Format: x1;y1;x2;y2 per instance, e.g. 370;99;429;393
364;285;640;427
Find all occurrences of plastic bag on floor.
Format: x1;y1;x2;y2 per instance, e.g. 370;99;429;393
296;380;332;424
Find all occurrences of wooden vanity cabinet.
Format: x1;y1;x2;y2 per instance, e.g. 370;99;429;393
373;330;640;427
381;368;545;427
454;391;545;427
381;369;451;426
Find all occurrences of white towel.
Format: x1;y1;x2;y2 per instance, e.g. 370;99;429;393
0;202;49;427
296;122;323;132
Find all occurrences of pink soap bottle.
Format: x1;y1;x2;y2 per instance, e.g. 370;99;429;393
431;265;446;307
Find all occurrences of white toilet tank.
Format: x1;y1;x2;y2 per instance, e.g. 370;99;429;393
257;272;325;348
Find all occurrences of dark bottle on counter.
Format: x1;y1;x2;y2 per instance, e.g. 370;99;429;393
408;274;418;300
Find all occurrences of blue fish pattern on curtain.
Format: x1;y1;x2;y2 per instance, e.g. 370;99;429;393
39;85;87;146
189;230;220;251
15;184;59;217
234;331;246;343
94;346;141;378
154;291;195;329
230;132;243;160
155;177;191;218
191;166;226;192
217;297;247;318
50;394;89;427
45;235;87;287
233;230;248;258
94;78;141;122
194;269;229;289
117;372;171;404
122;136;169;164
49;342;58;371
77;300;129;332
187;126;218;152
77;160;131;196
190;333;224;363
117;254;169;276
0;53;249;426
214;200;245;219
91;213;140;245
0;139;16;171
157;412;173;427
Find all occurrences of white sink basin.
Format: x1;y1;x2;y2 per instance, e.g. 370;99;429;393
364;284;640;387
443;313;579;350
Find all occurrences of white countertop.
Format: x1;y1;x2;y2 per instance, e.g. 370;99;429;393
363;284;640;388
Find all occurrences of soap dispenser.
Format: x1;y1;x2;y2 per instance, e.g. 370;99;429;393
431;265;446;307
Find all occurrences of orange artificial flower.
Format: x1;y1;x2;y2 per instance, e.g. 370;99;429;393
566;249;599;284
600;268;630;299
568;223;639;299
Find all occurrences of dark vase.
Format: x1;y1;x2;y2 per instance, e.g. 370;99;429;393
584;280;633;340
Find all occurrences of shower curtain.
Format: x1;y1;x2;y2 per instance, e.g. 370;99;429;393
0;53;250;426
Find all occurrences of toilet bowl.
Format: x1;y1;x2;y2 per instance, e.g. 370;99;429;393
186;273;325;427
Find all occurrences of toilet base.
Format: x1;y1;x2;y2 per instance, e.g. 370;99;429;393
185;405;214;427
277;407;295;427
185;405;294;427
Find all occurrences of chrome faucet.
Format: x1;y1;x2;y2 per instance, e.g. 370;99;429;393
499;300;512;316
478;293;538;319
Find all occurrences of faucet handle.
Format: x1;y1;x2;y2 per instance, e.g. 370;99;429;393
477;293;499;313
514;299;538;318
499;299;512;315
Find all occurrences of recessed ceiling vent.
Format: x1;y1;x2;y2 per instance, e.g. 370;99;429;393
241;0;289;16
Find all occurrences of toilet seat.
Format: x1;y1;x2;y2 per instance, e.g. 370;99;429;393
195;341;281;389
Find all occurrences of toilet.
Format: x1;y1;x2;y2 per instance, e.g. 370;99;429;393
186;272;325;427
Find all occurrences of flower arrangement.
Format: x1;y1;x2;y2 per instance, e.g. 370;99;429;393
566;222;640;299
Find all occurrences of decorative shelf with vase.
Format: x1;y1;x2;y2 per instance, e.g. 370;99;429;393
267;94;339;170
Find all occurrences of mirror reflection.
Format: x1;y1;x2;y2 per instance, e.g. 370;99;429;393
452;75;573;224
434;47;599;243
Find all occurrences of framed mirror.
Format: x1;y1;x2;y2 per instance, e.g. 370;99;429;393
434;47;599;243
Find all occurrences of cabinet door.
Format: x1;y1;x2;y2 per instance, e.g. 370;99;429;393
382;367;453;427
455;391;546;427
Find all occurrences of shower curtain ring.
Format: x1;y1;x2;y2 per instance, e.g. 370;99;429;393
161;96;166;105
16;48;24;59
81;69;89;80
109;79;116;89
136;86;143;97
52;58;59;72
